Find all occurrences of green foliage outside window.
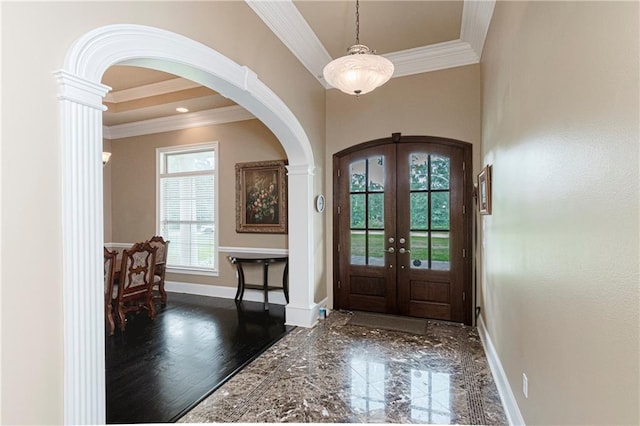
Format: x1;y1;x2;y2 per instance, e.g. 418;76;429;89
350;155;450;231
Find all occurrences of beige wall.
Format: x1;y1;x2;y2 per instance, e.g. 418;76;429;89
324;65;482;306
0;2;325;424
106;119;288;288
480;2;639;424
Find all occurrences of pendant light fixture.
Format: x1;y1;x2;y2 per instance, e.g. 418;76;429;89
322;0;394;96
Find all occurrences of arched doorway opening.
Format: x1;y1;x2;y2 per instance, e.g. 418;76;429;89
55;24;317;424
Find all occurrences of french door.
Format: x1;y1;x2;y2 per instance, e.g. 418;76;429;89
333;134;473;324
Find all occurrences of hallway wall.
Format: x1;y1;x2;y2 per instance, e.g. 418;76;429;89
480;2;639;424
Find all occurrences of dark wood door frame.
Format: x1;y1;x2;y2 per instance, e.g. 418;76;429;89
332;133;474;325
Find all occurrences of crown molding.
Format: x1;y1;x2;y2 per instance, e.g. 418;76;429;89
103;77;201;103
384;39;479;78
104;105;255;139
247;0;495;87
461;0;496;58
245;0;333;89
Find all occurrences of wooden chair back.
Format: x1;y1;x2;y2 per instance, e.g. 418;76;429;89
148;236;170;306
148;235;169;265
115;242;157;331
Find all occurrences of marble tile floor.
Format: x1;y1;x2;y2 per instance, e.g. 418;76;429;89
179;311;507;424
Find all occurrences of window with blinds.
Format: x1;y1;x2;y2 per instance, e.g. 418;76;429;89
157;142;218;274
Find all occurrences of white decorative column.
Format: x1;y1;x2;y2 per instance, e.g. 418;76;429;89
58;24;319;423
285;164;317;327
54;70;110;425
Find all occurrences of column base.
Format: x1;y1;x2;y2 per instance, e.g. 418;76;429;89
285;303;319;328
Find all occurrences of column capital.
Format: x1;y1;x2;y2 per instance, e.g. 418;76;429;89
54;70;110;110
286;164;315;176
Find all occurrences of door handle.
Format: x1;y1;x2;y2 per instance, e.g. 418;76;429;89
398;248;411;254
385;247;395;253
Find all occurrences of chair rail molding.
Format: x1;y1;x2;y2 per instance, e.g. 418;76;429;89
56;23;317;425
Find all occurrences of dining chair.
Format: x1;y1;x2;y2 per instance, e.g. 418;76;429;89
104;247;118;336
115;242;158;332
148;236;170;306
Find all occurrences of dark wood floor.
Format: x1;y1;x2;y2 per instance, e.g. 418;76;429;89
106;292;293;424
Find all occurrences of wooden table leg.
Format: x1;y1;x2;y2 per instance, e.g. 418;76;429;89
262;262;270;310
283;261;289;303
234;262;246;301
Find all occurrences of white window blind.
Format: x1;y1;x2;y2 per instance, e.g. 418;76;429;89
158;143;218;273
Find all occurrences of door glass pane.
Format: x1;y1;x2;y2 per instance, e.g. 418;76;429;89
349;156;386;267
368;231;385;266
410;192;428;229
431;192;449;230
350;194;365;228
350;160;366;192
368;156;385;191
408;152;451;270
430;156;450;190
409;231;429;269
368;193;384;228
431;231;450;270
350;230;365;265
409;153;429;190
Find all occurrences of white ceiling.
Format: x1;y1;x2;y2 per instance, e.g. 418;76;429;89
102;0;495;137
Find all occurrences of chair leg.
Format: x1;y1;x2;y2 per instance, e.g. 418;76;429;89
106;305;115;336
117;304;127;332
147;292;156;319
159;274;167;306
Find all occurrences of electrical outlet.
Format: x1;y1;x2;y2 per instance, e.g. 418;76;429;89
522;373;528;398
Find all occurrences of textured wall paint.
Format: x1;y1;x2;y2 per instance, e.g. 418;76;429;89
0;2;325;424
480;2;639;424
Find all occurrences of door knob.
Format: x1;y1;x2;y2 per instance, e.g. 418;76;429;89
399;248;411;254
385;247;395;253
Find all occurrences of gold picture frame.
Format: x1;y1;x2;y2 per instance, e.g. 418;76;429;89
235;160;288;233
477;164;492;215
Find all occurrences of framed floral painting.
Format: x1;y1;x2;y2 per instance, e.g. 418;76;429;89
235;160;288;233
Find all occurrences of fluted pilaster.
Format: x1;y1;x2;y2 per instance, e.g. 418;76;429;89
55;71;109;425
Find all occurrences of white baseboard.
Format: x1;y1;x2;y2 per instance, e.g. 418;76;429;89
165;281;287;305
477;316;526;426
162;281;327;329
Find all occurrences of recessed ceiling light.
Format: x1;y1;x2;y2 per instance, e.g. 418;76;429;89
176;107;189;113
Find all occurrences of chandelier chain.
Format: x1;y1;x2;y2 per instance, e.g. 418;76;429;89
355;0;360;45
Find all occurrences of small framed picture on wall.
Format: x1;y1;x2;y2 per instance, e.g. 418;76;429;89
477;164;492;215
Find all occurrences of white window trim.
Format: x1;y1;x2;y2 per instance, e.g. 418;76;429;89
156;141;219;275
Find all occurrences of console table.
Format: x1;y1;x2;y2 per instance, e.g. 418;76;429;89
228;253;289;309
